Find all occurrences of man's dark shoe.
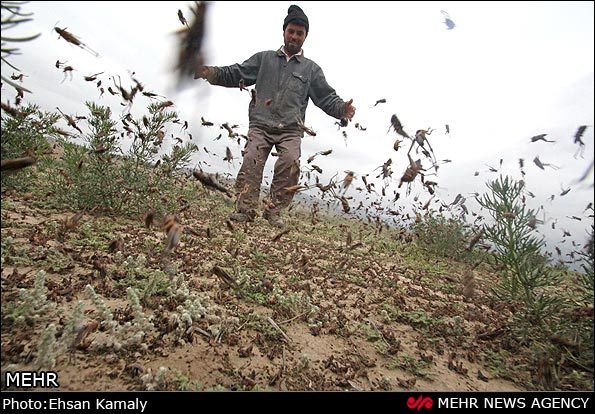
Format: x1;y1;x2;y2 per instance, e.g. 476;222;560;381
228;212;254;223
263;210;284;228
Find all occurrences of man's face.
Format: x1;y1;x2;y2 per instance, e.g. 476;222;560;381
283;22;307;56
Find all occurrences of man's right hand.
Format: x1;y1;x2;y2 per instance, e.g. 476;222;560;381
194;66;210;80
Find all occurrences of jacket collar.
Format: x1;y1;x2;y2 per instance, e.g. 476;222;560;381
277;46;304;62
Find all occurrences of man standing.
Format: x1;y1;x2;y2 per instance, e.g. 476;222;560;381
195;5;356;228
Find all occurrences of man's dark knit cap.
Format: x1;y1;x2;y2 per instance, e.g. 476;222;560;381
283;5;309;33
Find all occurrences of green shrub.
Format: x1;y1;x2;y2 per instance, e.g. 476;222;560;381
577;225;594;303
49;102;198;216
413;211;471;261
478;176;579;389
1;104;62;190
49;103;123;211
478;176;558;310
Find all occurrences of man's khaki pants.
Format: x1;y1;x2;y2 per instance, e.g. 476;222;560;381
235;127;301;217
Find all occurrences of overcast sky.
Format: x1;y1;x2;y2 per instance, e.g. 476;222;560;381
2;1;594;262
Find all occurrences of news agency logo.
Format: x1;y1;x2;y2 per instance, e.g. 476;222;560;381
3;371;59;388
407;395;434;411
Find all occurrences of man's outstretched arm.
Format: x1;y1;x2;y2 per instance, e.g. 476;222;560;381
195;52;262;87
309;65;355;121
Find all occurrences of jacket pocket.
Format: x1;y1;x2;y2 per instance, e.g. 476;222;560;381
287;72;308;94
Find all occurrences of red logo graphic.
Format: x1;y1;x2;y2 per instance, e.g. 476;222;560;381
407;395;433;411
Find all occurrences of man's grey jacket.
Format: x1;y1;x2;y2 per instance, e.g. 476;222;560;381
206;48;347;134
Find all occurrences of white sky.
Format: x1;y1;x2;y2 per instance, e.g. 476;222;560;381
2;1;594;263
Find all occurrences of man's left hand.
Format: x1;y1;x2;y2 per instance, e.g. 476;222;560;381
344;99;356;121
